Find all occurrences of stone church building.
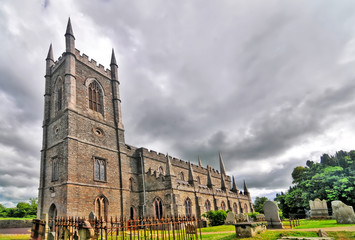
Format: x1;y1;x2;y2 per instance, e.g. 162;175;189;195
37;19;254;220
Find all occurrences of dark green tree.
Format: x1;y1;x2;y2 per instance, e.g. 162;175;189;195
253;197;268;213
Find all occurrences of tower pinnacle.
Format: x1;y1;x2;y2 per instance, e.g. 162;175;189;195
111;48;118;66
198;156;202;167
219;152;226;176
65;18;75;39
46;43;54;61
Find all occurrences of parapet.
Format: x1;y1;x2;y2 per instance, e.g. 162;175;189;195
74;49;112;78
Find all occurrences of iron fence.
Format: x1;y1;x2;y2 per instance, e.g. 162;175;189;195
33;216;202;240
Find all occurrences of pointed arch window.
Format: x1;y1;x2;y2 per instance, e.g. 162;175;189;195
244;203;248;213
88;81;103;113
221;201;226;211
196;176;201;184
179;172;184;181
185;198;192;217
205;200;211;212
95;195;108;220
153;197;163;219
233;203;238;214
94;157;106;181
55;77;63;112
129;177;134;191
52;157;59;181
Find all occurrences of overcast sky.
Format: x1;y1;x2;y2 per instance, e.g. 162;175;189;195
1;0;355;207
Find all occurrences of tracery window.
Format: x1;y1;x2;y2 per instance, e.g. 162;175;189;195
88;81;103;113
94;157;106;181
52;158;59;181
185;198;192;217
233;202;238;214
95;195;108;219
205;200;211;212
153;197;163;219
221;201;226;211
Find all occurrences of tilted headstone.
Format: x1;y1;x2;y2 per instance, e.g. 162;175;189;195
331;200;355;224
235;213;249;223
225;212;236;225
309;198;329;219
263;201;283;229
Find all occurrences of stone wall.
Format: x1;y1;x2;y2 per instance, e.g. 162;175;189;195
0;220;32;228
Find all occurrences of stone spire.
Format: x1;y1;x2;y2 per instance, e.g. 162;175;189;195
111;48;118;66
46;44;54;75
198;156;202;167
231;176;238;193
219;152;226;176
65;18;75;53
207;165;213;188
46;43;54;61
188;161;194;184
243;180;249;194
65;17;74;38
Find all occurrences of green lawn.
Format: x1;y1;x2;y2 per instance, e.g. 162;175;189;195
2;219;355;240
293;219;355;229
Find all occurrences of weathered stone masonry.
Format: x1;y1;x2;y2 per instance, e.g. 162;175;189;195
37;19;253;219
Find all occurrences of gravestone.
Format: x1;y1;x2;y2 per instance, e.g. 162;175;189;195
235;213;249;223
331;200;355;224
263;201;283;229
225;212;236;225
309;198;329;219
88;211;96;221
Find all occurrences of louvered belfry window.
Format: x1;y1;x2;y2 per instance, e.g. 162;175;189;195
89;81;102;113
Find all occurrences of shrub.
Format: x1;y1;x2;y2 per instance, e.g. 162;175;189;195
248;212;260;221
202;210;227;226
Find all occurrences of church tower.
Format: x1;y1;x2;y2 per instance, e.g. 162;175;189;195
37;19;125;218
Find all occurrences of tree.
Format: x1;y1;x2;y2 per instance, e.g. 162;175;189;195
275;150;355;217
253;197;268;213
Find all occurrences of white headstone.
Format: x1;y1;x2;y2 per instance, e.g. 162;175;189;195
263;201;283;229
331;200;355;224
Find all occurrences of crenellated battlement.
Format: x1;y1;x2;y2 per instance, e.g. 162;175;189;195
140;147;232;182
74;49;112;78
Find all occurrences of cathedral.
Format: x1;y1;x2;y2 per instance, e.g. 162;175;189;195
37;19;253;220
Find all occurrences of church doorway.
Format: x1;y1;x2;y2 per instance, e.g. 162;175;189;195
130;206;135;219
48;204;57;231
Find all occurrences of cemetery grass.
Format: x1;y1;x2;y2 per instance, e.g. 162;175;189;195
293;219;355;229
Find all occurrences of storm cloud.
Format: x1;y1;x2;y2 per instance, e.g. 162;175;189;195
1;0;355;206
